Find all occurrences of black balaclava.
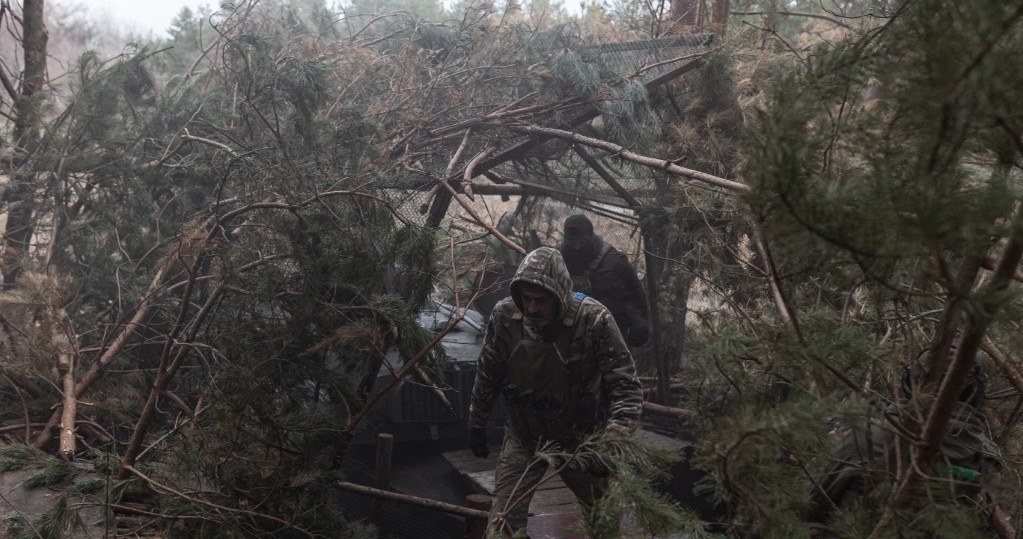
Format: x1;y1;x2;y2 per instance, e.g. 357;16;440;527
561;214;595;274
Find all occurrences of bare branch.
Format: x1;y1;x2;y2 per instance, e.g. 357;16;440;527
731;10;851;29
123;465;316;536
516;125;750;193
336;481;488;519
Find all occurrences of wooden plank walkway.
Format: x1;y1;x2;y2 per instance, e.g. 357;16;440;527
443;429;693;538
444;448;580;516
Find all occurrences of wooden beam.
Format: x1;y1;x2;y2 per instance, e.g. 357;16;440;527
476;176;635;208
517;126;749;193
336;481;490;520
571;145;641;207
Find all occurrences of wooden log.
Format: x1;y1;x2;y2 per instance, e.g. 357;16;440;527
642;401;697;420
55;309;77;461
336;481;489;519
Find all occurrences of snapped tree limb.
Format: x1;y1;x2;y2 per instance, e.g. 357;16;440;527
515;125;750;193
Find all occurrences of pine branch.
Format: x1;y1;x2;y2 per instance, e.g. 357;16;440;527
642;401;697;420
31;218;195;450
990;503;1018;539
119;282;226;479
339;281;489;438
0;59;16;103
123;464;316;537
572;144;640;207
981;336;1023;429
180;130;239;157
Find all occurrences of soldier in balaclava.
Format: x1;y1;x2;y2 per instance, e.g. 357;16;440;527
560;214;650;359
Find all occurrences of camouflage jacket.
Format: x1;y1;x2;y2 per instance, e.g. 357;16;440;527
468;247;643;444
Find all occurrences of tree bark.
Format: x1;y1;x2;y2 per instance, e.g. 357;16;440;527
642;401;697;420
515;126;749;193
12;0;47;141
4;0;48;288
711;0;731;34
54;308;78;461
671;0;701;27
118;280;224;479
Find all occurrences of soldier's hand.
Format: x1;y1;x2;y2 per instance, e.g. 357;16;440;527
581;457;610;478
599;422;632;442
469;428;489;458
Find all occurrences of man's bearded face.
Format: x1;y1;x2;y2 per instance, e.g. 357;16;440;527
520;286;557;327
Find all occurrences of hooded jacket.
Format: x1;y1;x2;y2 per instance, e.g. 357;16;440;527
468;247;643;444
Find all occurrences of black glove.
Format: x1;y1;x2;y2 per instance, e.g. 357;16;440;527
582;458;609;478
469;428;489;458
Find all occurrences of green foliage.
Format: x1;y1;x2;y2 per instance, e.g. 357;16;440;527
22;460;77;489
8;496;86;539
550;48;603;96
0;446;133;538
0;444;54;472
670;0;1023;536
745;3;1023;286
529;431;707;538
16;0;1023;536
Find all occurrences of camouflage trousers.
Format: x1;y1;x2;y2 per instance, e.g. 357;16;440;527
488;430;609;537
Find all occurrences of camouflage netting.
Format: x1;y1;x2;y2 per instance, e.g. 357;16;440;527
374;33;723;348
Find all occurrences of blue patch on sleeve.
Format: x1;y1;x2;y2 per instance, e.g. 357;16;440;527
573;291;587;301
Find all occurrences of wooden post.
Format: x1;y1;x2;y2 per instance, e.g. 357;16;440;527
374;433;394;489
643;231;670;405
371;433;394;521
464;494;492;539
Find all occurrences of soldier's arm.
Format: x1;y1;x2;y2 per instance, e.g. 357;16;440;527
468;312;508;429
592;310;644;433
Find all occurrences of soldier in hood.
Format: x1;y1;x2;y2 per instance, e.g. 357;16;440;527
468;247;643;537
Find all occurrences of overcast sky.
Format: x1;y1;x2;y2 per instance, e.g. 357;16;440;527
75;0;220;38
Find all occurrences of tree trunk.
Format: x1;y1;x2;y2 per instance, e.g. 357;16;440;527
4;0;48;287
670;0;701;27
54;309;78;461
710;0;730;35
